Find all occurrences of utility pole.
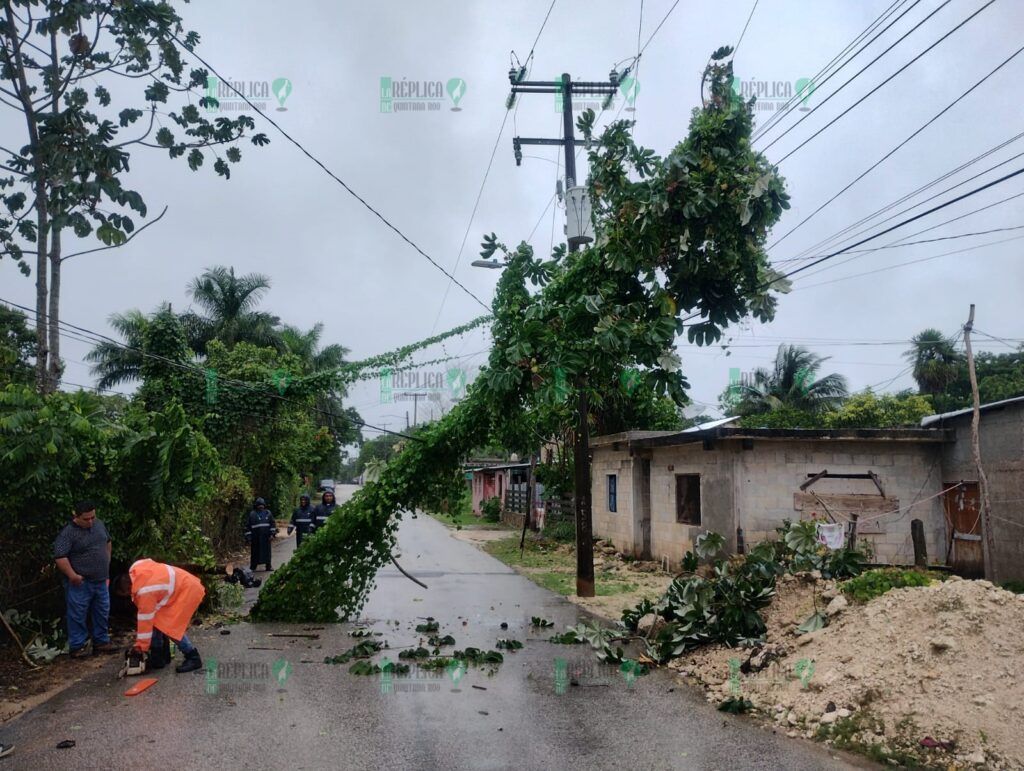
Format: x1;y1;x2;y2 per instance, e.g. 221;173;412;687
510;68;621;598
412;393;419;426
963;304;998;582
405;411;409;430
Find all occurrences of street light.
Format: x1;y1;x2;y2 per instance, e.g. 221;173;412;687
471;259;505;269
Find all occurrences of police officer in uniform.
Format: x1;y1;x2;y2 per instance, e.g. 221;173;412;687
311;489;337;533
288;494;315;547
244;498;277;571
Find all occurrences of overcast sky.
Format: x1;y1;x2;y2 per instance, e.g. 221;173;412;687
2;0;1022;439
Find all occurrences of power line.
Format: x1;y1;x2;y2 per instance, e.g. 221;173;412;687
773;1;1001;165
759;0;958;152
733;0;759;56
776;130;1024;265
167;35;489;312
784;166;1024;280
793;232;1024;290
752;0;912;141
768;42;1024;252
638;0;681;57
681;165;1024;326
429;0;563;332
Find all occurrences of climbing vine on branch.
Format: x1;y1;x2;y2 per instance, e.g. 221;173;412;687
252;48;791;622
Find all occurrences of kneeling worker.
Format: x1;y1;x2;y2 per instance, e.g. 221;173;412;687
112;559;206;674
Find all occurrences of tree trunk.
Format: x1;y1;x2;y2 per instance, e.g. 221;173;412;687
34;196;49;392
47;227;63;388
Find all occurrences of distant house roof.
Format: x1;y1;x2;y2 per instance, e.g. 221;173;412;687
920;395;1024;427
467;462;531;473
590;417;740;448
593;424;954;450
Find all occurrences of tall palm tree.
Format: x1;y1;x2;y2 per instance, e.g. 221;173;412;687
279;323;349;373
904;328;963;396
183;266;282;353
280;323;360;444
736;344;848;415
85;308;152;390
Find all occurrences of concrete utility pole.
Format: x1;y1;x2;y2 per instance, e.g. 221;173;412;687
963;304;998;582
510;69;621;598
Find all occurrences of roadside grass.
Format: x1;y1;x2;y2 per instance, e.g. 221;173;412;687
426;508;510;530
484;535;639;597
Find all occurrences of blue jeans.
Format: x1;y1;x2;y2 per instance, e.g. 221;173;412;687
152;628;195;655
64;579;110;650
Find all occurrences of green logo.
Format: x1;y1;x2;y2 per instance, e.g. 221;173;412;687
795;78;815;110
619;368;642;395
794;657;815;688
446;78;466;111
553;657;569;695
272;78;293;111
205;368;218;405
447;367;467;399
446;659;466;687
205;657;219;695
205;76;219;112
379;367;394;403
728;657;741;696
379;657;395;695
553;367;570;403
619;76;639;111
272;658;292;686
271;369;292;395
379;76;393;113
619;659;645;687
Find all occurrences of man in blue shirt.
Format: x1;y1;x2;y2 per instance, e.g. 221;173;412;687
53;501;119;657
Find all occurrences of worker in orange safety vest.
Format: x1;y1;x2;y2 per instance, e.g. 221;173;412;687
112;559;206;674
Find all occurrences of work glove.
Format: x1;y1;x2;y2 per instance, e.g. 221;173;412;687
271;528;279;538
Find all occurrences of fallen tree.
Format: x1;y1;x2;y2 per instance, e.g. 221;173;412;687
252;47;792;622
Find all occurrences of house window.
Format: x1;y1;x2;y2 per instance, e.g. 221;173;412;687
675;474;701;525
607;474;617;512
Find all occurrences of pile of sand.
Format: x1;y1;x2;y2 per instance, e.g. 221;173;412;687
671;574;1024;769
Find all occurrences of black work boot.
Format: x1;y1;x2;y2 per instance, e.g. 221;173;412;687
175;648;203;674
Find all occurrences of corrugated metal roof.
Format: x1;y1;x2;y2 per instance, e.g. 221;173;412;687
920;395;1024;427
681;416;740;432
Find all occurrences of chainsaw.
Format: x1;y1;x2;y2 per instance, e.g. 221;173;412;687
117;648;149;678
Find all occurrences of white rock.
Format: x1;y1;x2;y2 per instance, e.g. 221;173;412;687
636;613;666;636
820;711;839;725
826;595;849;617
787;711;799;726
837;708;851;718
966;750;986;765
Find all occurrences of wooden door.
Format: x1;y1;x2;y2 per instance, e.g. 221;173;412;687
944;482;983;578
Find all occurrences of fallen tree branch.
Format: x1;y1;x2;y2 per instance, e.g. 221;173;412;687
0;605;42;670
390;556;428;589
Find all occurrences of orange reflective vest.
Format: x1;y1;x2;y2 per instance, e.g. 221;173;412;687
129;559;206;652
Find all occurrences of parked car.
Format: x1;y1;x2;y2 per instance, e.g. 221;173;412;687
318;478;336;492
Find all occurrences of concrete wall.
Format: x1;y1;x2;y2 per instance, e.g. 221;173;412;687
591;437;949;570
591;448;636;555
939;402;1024;581
731;439;946;567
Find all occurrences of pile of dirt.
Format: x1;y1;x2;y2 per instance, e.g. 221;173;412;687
671;575;1024;769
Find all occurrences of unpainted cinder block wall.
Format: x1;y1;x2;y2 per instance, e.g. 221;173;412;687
731;439;947;566
590;448;635;555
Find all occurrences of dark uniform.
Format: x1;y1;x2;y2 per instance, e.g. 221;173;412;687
244;498;277;571
311;490;337;533
289;495;315;547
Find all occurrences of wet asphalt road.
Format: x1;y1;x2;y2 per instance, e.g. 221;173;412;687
3;485;869;770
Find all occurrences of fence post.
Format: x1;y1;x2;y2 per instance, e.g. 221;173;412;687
911;519;928;568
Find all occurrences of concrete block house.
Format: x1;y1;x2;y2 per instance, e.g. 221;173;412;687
590;399;1024;579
